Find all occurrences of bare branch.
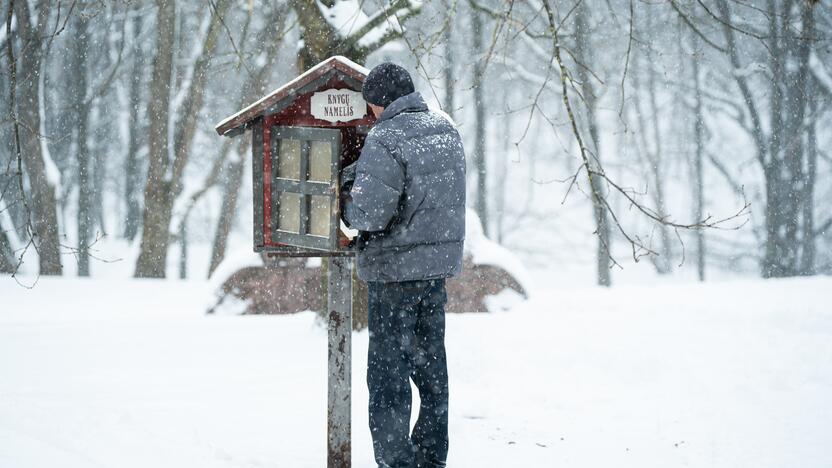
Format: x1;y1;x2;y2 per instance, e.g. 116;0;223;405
668;0;728;53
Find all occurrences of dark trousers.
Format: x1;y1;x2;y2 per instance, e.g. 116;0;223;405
367;279;449;468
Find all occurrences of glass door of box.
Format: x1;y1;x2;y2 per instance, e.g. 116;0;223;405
269;126;341;251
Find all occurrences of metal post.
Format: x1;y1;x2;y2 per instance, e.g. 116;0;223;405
327;256;352;467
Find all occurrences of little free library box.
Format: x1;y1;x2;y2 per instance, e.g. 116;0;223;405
215;56;376;256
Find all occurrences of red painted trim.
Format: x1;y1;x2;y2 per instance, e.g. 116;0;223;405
263;123;273;246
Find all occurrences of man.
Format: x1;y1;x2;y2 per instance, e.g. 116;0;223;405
341;62;466;468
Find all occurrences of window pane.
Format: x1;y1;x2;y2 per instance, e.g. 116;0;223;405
277;139;301;180
308;140;332;182
309;195;330;237
277;192;300;233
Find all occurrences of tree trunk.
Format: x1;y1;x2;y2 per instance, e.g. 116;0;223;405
471;9;489;237
13;0;62;275
291;0;420;70
178;220;187;279
208;140;248;277
0;208;15;273
760;0;785;277
714;0;815;278
574;2;610;286
207;5;288;275
171;0;233;195
135;0;233;278
786;3;814;275
291;0;341;69
72;13;92;276
691;34;706;282
290;0;375;68
644;25;672;274
495;82;509;244
352;262;368;331
124;13;145;241
799;90;817;276
629;21;671;275
759;1;814;277
443;0;455;117
92;101;108;236
134;0;177;278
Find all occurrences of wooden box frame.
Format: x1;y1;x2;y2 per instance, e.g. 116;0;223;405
265;125;341;252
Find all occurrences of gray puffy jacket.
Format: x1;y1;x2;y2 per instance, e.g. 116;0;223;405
343;91;466;282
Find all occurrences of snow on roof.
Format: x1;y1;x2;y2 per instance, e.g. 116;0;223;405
214;56;370;136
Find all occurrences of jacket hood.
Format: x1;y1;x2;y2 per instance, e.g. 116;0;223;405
377;92;428;123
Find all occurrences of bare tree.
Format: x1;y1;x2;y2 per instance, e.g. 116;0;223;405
7;0;64;276
690;33;707;281
124;10;146;241
207;139;248;276
135;0;232;278
207;4;290;276
70;10;91;276
134;0;177;278
711;0;818;277
629;44;673;275
573;0;612;286
290;0;422;68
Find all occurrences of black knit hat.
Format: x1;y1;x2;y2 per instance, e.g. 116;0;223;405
362;62;415;107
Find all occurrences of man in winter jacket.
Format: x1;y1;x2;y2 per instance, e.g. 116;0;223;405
341;62;466;468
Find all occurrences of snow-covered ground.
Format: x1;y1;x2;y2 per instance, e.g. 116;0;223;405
1;276;831;467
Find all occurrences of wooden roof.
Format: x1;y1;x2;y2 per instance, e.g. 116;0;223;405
215;56;370;137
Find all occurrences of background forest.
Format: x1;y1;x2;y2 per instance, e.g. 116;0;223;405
2;0;830;285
